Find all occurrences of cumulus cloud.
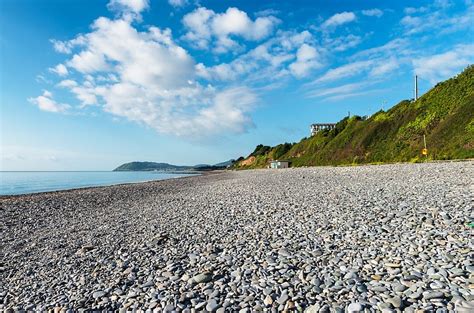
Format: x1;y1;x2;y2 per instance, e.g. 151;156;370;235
362;9;383;17
196;30;316;82
50;36;86;54
289;44;322;77
413;44;474;83
321;12;356;29
39;13;259;137
28;90;70;113
49;64;69;76
108;0;149;19
182;7;279;53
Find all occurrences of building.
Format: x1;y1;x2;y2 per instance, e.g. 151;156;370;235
269;160;290;169
310;123;336;136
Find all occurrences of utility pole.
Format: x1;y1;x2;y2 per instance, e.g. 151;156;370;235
414;75;419;101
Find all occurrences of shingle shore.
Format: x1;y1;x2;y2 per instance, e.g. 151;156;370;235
1;162;473;312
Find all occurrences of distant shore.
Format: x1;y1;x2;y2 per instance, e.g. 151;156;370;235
0;171;202;197
1;162;472;311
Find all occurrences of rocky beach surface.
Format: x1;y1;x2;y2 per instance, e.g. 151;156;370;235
1;162;473;312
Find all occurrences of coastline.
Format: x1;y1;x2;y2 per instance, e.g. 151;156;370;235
1;162;472;311
0;171;205;199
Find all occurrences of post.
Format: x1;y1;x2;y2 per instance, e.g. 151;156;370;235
422;134;428;161
415;75;418;101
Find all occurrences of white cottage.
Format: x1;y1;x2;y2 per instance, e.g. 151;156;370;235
269;160;290;169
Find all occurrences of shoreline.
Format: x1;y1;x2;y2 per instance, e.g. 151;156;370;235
0;171;210;199
1;162;472;311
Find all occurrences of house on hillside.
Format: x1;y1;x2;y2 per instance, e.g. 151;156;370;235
269;160;290;169
310;123;336;136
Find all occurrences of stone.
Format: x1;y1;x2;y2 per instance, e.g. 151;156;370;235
264;295;273;306
347;302;363;312
277;291;288;305
92;291;106;299
188;272;212;284
206;299;219;312
424;291;445;300
387;296;402;308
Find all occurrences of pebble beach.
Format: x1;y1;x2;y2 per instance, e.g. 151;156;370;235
1;162;473;312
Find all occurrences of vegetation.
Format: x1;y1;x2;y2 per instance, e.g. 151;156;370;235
114;160;235;171
235;65;474;169
114;162;192;171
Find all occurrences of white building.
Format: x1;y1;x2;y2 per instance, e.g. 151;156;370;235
269;160;290;169
310;123;336;136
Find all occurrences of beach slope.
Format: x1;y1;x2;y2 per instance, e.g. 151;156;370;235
1;162;473;311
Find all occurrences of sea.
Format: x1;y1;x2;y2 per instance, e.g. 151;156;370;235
0;171;198;196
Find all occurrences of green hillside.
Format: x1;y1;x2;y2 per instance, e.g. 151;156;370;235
235;65;474;169
113;162;192;171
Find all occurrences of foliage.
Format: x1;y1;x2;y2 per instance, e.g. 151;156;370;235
235;65;474;169
250;144;272;157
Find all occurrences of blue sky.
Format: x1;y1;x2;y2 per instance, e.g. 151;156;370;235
1;0;473;170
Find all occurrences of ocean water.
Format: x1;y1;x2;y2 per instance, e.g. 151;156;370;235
0;171;198;196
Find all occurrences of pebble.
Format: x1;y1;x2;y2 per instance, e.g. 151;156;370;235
347;302;363;312
206;299;219;312
264;295;273;306
424;291;445;300
1;162;471;312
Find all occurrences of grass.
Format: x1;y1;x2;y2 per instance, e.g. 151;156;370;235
235;65;474;169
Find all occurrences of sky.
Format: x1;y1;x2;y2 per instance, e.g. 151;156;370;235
1;0;473;170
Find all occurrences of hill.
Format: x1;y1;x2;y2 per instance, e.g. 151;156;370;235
113;162;192;172
235;65;474;169
114;160;236;171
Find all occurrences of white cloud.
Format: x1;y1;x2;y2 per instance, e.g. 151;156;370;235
352;38;409;60
370;58;399;77
36;14;259;137
50;36;86;54
182;7;279;53
308;50;401;86
67;49;109;73
289;44;321;77
401;3;473;35
255;9;280;17
328;34;362;52
58;79;78;88
49;64;69;76
323;88;385;101
400;15;422;28
404;7;428;14
413;44;474;83
306;82;366;98
108;0;149;17
321;12;356;29
361;8;383;17
182;7;216;49
28;90;70;113
196;30;316;82
304;81;386;101
168;0;188;7
309;60;373;84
